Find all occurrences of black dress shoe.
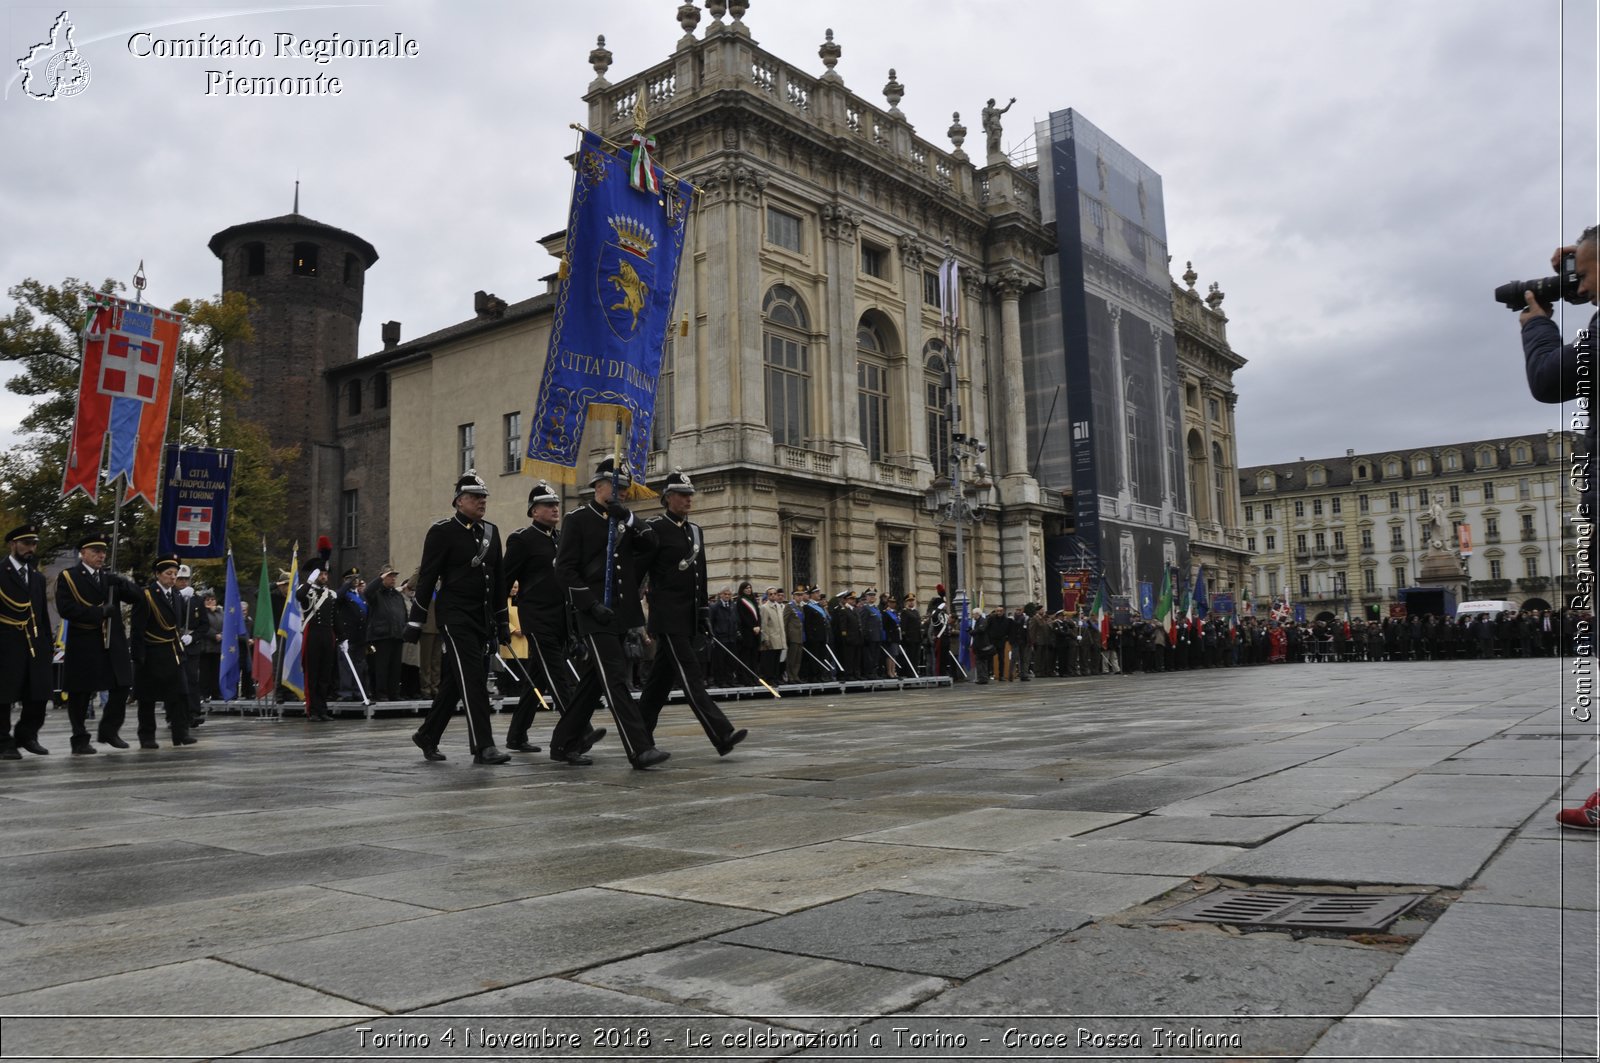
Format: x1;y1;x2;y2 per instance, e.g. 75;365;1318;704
190;716;206;726
1;745;19;760
473;745;511;765
505;741;542;753
140;740;160;749
715;728;749;757
72;743;97;755
631;747;671;770
99;735;130;749
172;736;198;746
548;748;593;766
17;738;48;755
572;727;606;755
412;733;446;761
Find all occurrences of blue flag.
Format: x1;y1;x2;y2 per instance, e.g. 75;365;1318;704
219;549;243;701
278;545;305;699
1193;563;1210;619
525;130;693;492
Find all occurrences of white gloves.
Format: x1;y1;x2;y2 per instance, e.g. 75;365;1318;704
179;586;194;599
339;640;350;653
180;633;193;647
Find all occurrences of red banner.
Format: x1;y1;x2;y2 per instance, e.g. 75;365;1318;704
62;294;183;504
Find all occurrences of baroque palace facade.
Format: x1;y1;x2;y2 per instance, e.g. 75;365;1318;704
215;7;1249;603
1238;431;1578;618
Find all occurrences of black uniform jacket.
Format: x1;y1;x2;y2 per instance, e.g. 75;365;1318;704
503;522;566;643
408;513;507;637
802;601;830;645
554;501;654;636
638;513;706;637
130;581;187;687
56;563;139;691
298;581;346;637
0;557;53;700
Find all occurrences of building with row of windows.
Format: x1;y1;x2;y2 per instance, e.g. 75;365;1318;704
1238;431;1577;617
210;9;1248;608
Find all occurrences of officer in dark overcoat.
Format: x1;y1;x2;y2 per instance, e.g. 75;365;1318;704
174;564;207;727
548;458;668;769
130;554;196;747
801;586;832;679
1;524;53;758
403;472;511;764
297;547;343;722
635;471;747;755
501;479;572;752
55;532;142;752
832;590;862;679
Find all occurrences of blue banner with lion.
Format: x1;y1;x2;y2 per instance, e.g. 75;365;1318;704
525;129;692;494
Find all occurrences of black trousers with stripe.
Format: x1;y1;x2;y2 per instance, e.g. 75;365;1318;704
417;627;497;755
636;632;736;749
549;630;652;762
505;632;573;745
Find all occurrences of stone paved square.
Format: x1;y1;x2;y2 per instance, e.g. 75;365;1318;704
715;889;1091;977
0;658;1594;1062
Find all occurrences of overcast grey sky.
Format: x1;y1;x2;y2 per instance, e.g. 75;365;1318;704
1;0;1595;470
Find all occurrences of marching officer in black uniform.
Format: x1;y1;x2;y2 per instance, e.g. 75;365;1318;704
297;542;342;722
502;479;573;753
549;458;669;769
130;554;197;747
635;471;748;755
55;532;142;752
403;472;512;764
2;524;53;758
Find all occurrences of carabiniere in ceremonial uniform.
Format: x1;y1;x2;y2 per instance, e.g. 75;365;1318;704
1;524;52;758
404;472;512;764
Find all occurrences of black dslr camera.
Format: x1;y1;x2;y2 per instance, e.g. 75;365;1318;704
1494;251;1583;310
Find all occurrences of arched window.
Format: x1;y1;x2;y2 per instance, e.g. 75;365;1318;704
857;321;889;462
1186;430;1209;522
763;285;810;446
343;253;359;286
293;242;319;276
924;340;950;477
652;337;674;451
1213;441;1227;524
244;242;265;277
346;379;362;416
373;372;388;410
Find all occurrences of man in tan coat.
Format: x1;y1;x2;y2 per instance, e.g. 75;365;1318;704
758;587;787;683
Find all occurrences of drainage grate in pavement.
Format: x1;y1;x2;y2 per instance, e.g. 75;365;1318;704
1155;890;1424;931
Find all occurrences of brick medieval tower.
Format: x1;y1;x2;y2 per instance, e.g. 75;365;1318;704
208;207;378;550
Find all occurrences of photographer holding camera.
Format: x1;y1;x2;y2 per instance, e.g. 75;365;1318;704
1519;226;1598;498
1515;226;1598;831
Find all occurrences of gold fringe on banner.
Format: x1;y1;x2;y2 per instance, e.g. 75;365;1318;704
520;407;658;502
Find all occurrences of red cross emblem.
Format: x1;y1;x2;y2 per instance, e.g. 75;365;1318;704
98;331;163;402
175;506;212;548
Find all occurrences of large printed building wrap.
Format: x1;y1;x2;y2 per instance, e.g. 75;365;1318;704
524;130;693;495
62;293;183;506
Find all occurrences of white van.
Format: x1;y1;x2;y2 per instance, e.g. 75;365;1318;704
1456;599;1519;619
